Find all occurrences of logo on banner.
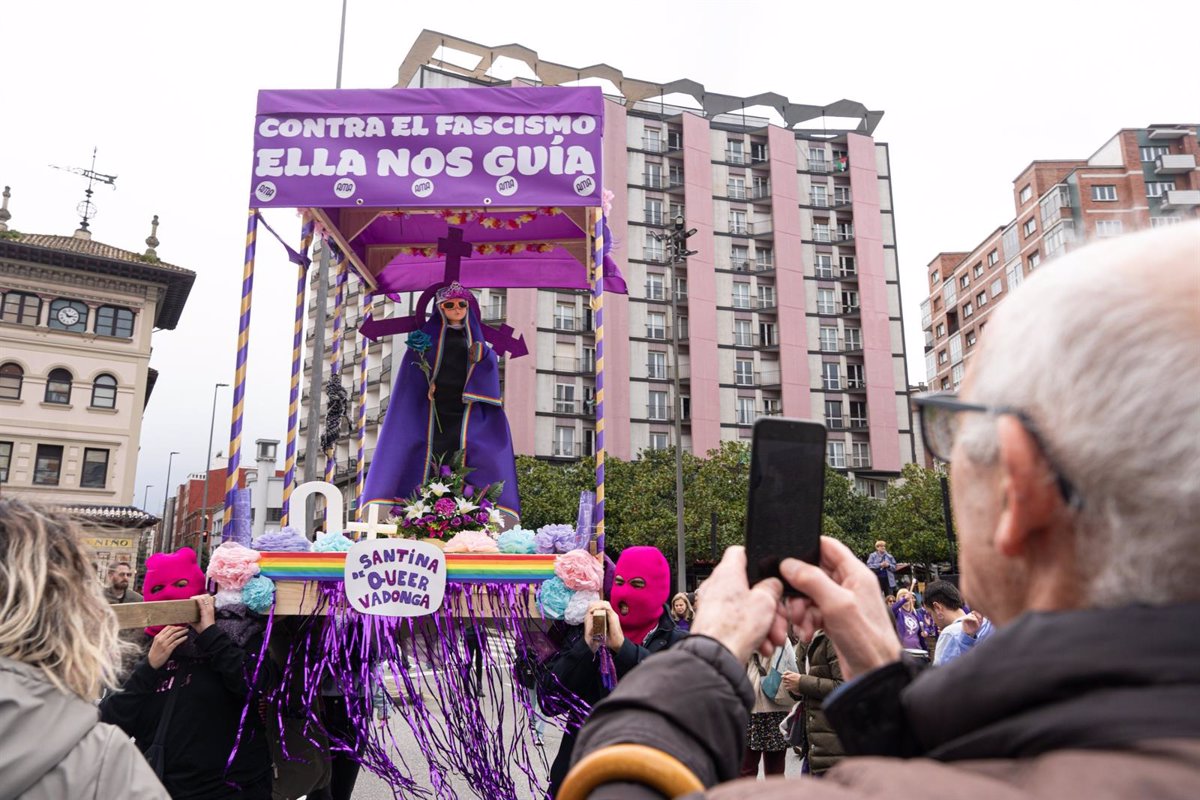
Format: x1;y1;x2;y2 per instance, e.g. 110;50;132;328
255;181;277;203
344;539;447;616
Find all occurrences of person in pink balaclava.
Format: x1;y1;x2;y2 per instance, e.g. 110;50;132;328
101;548;275;800
545;546;688;796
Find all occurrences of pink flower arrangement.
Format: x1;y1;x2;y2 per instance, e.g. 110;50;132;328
554;549;603;592
206;541;261;590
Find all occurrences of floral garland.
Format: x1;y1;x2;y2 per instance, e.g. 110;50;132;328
395;242;558;258
389;452;505;539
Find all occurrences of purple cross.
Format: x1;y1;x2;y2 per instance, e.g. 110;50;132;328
437;227;473;282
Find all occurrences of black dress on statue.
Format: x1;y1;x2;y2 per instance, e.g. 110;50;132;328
431;325;469;463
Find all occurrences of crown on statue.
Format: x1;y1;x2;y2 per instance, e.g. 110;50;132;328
435;281;473;302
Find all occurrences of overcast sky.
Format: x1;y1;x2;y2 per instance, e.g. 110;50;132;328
3;0;1196;512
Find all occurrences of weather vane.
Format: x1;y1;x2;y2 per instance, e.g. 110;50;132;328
50;147;117;232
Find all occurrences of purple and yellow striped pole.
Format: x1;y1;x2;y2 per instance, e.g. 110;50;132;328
280;215;314;527
590;207;606;555
323;249;348;483
224;210;258;520
354;292;374;519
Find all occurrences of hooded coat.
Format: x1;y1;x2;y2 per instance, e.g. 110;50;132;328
0;656;168;799
362;301;520;516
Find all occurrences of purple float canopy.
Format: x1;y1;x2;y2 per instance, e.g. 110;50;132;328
248;85;624;293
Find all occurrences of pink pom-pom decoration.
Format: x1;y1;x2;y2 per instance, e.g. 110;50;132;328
554;549;603;592
443;530;500;553
206;541;262;590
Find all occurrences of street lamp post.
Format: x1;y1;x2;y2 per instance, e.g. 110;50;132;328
159;451;180;553
200;383;229;556
142;484;154;510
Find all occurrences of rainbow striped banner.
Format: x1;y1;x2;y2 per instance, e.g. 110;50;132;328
224;210;258;520
258;551;557;584
281;216;314;527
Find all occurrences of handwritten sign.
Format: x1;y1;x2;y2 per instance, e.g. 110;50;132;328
344;539;447;617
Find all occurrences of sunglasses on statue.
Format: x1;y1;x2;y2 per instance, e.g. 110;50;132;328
440;301;469;310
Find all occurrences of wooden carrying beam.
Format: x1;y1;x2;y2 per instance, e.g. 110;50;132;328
112;598;200;630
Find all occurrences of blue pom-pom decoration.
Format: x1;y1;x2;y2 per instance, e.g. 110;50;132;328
242;575;276;614
313;531;354;553
497;527;537;554
537;576;574;620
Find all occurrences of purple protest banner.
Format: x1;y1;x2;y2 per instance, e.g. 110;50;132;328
249;86;604;209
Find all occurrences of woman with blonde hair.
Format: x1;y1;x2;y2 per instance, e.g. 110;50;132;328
0;498;168;798
669;592;694;632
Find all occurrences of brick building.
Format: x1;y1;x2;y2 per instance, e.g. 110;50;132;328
921;125;1199;392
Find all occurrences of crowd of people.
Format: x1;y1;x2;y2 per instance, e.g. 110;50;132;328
1;223;1196;798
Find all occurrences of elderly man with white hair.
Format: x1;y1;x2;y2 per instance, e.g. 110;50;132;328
559;222;1200;800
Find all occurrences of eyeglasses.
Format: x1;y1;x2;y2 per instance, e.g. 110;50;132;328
913;391;1082;509
440;301;469;310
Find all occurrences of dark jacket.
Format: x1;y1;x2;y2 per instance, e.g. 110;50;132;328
101;619;275;800
788;632;844;774
572;604;1200;799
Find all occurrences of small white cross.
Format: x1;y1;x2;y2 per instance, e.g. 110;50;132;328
343;502;396;540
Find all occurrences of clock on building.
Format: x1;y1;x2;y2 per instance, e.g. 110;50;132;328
56;306;81;327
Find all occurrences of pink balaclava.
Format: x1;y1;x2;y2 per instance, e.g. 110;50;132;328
610;546;671;646
141;547;206;635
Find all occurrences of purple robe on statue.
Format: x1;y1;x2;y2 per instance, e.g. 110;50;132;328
363;304;520;518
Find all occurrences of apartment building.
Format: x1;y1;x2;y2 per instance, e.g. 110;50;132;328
921;125;1199;393
297;32;918;499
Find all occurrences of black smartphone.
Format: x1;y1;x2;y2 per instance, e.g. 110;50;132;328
745;418;827;595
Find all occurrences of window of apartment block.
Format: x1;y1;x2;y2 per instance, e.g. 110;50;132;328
646;311;666;339
81;448;109;489
816;254;834;279
730;210;748;235
645;162;663;187
950;333;963;362
825;400;844;429
91;374;118;409
644;127;662;149
959;274;969;289
834;186;852;205
943;280;957;307
1019;185;1032;203
972;263;983;278
938;350;948;365
929;271;938;287
554;383;576;413
966;331;978;347
755;247;774;268
808;148;827;169
987;249;999;266
850;401;868;427
847;363;864;388
735;359;754;386
731;244;750;269
845;328;862;350
0;363;22;400
674;276;687;301
680;395;691;420
758;286;776;308
1028;251;1041;270
936;322;945;338
1001;224;1019;262
1140;145;1169;162
811;185;828;207
1151;216;1184;228
645;198;663;225
941;377;951;390
582;346;596;372
1096;219;1123;237
727;139;745;163
668;164;683;186
728;176;746;200
554;426;575;457
1091;185;1117;202
732;282;751;309
648;390;668;420
976;291;987;308
840;256;856;276
840;290;859;312
34;444;63;486
952;362;965;387
644;233;664;262
813;223;831;243
819;326;838;352
648;351;667;380
0;441;11;482
759;322;777;347
1146;181;1175;198
837;222;855;241
827;441;846;468
991;278;1003;297
822;362;840;390
734;319;753;347
1023;218;1037;237
737;397;755;426
852;441;871;468
1006;262;1024;291
646;274;665;300
2;292;41;326
45;368;72;405
649;432;669;451
583;428;596;456
554;303;576;330
751;142;768;163
763;398;781;416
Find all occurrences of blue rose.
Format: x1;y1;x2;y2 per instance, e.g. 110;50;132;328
406;330;433;353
